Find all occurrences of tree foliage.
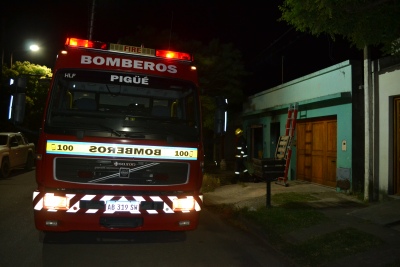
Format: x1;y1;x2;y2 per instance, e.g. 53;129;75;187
279;0;400;56
1;61;52;131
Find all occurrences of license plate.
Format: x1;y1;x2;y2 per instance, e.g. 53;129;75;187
105;200;139;212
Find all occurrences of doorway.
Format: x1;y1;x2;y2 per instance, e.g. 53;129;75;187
250;125;263;159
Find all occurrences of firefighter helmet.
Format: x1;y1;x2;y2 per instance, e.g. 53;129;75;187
235;128;243;136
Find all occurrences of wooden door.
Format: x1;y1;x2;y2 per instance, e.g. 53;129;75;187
326;120;338;187
296;118;337;187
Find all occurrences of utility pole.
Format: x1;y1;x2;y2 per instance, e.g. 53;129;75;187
364;45;375;202
88;0;96;40
281;56;284;84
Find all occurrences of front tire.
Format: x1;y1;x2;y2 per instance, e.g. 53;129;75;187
0;158;11;178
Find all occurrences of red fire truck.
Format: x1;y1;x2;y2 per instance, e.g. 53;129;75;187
26;38;204;233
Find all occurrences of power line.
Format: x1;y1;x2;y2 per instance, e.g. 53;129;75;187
251;27;295;62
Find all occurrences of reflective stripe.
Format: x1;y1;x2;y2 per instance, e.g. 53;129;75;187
33;193;202;214
147;196;163;214
194;198;201;211
86;209;98;213
133;196;146;202
82;195;96;200
101;195;114;201
33;191;43;210
147;210;158;214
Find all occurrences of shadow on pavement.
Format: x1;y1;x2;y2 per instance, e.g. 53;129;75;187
42;230;187;244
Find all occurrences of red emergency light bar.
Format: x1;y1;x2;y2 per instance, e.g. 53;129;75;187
65;38;107;49
65;37;193;61
156;50;192;61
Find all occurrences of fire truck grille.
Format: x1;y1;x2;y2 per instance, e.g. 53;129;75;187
55;157;189;185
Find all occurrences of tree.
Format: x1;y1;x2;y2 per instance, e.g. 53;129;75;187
1;61;52;134
279;0;400;56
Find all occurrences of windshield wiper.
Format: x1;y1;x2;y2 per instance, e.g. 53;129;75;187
95;124;121;136
124;133;146;139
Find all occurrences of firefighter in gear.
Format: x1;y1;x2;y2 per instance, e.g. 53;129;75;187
233;128;249;183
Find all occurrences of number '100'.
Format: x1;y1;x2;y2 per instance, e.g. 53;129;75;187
175;151;191;157
57;145;73;151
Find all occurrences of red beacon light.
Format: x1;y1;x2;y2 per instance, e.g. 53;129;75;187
65;38;107;50
156;50;192;61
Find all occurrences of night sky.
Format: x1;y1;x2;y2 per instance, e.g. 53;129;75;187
2;0;370;94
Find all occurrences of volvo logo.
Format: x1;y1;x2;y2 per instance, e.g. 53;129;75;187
113;161;136;167
119;168;130;178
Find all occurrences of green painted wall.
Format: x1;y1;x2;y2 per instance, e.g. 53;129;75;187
242;60;360;188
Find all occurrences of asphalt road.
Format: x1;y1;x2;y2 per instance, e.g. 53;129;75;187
0;169;294;267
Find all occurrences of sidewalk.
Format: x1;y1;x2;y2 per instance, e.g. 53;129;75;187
203;180;400;267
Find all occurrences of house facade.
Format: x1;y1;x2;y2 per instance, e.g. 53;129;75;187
241;57;400;197
374;57;400;197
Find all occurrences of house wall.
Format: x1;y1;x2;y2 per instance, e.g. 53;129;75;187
244;61;354;113
242;60;362;187
376;57;400;193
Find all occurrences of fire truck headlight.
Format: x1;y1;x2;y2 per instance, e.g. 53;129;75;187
43;194;69;210
173;197;195;212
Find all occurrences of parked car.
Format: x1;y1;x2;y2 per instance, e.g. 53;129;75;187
0;132;35;178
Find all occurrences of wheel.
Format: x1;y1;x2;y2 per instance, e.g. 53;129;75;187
25;153;34;170
0;158;11;178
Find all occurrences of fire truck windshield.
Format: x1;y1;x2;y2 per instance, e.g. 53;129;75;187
45;70;201;142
